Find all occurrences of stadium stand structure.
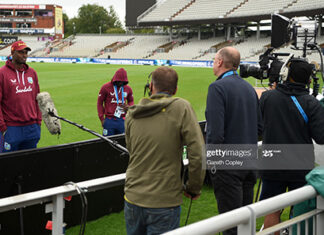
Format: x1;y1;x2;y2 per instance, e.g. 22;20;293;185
33;35;135;58
273;35;324;62
0;33;322;64
282;0;324;14
98;34;171;59
137;0;324;25
3;34;321;63
138;0;193;23
172;0;245;21
0;1;322;63
0;35;49;57
228;0;298;17
133;0;323;63
148;36;234;60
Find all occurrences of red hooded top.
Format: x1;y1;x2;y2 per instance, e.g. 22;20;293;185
97;68;134;121
0;60;42;132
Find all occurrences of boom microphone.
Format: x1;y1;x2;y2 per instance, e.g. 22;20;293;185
36;92;61;135
37;92;128;155
48;112;129;155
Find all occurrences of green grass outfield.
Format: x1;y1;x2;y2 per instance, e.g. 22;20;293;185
0;61;269;148
1;61;322;147
1;62;218;147
1;62;314;234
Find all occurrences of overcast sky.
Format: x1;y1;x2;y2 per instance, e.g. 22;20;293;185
0;0;126;25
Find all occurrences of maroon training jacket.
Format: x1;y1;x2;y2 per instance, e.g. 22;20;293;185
97;68;134;121
0;60;42;132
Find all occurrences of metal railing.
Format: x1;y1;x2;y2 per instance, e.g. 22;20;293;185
0;173;126;235
164;185;324;235
1;171;324;235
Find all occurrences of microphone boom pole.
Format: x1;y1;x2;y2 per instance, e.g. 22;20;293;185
48;110;129;155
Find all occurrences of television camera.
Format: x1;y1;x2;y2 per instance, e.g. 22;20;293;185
240;13;324;97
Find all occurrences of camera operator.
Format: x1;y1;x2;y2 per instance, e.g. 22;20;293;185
259;59;324;233
124;67;205;235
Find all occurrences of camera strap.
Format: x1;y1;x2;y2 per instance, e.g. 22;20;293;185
290;96;308;123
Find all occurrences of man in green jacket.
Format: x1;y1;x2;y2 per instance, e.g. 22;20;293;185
124;67;205;235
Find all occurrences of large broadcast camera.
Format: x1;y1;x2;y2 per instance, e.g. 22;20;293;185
240;13;324;97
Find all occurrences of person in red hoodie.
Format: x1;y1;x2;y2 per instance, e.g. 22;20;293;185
97;68;134;136
0;41;42;152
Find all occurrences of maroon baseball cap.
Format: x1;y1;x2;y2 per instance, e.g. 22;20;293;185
11;40;31;53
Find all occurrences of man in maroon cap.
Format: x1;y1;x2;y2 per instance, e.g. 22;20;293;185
0;40;42;152
97;68;134;136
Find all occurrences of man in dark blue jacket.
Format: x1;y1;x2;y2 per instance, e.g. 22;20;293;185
205;46;262;235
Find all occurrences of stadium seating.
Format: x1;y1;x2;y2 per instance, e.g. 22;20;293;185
138;0;324;23
228;0;294;17
172;0;244;21
283;0;324;13
1;0;322;63
47;35;134;58
274;35;324;62
139;0;192;23
1;33;322;64
0;35;48;57
243;35;324;63
149;37;224;60
99;35;170;59
0;44;11;57
236;37;269;60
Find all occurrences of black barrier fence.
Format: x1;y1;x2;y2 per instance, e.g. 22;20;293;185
0;134;128;235
0;121;206;235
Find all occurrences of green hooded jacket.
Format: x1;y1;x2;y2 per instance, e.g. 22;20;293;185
124;93;205;208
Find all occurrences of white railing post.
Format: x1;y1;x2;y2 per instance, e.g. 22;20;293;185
238;206;256;235
52;194;65;235
316;195;324;235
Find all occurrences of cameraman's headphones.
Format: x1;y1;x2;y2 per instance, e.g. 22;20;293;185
280;56;312;83
279;54;294;82
144;72;152;96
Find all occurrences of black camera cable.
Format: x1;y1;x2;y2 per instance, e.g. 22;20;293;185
314;45;324;85
183;182;197;226
184;197;193;226
182;161;194;226
64;182;88;235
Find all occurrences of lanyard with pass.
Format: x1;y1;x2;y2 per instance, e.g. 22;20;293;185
113;85;125;118
222;70;238;79
114;85;124;105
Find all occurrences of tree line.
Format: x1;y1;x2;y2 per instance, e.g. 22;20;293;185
63;4;125;37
